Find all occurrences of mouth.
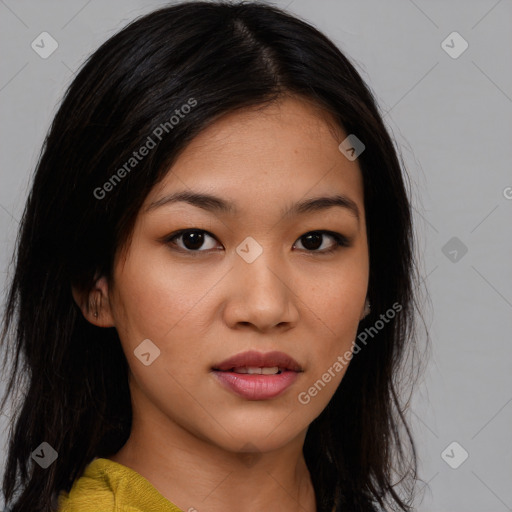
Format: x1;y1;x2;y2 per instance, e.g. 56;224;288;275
218;366;287;375
211;350;303;400
212;350;303;373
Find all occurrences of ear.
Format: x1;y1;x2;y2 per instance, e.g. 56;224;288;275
71;275;115;327
359;297;370;321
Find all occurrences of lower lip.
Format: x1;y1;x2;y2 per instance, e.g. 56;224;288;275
212;370;300;400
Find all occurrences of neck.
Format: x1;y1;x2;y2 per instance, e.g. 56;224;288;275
109;414;317;512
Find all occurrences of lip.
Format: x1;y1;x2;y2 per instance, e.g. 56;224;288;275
211;350;303;401
212;350;302;372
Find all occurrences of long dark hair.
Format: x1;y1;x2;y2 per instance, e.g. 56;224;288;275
1;2;428;511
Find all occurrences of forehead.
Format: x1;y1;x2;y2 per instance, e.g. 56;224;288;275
145;95;364;221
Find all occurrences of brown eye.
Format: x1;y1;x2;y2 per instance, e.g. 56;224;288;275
294;231;349;253
298;232;324;251
165;229;349;255
167;230;219;252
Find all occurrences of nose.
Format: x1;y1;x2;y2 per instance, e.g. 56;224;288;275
222;244;299;333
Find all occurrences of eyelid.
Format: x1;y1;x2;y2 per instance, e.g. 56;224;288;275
162;228;351;255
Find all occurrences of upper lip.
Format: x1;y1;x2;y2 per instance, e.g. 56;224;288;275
212;350;303;372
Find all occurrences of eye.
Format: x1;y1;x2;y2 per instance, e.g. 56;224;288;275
294;231;350;254
164;229;350;255
166;229;220;253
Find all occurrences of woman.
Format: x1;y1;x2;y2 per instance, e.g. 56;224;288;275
0;2;426;511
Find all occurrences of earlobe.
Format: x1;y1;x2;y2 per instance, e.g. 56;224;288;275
360;298;371;320
71;275;115;327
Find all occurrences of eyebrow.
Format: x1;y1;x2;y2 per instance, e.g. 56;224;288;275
145;190;360;223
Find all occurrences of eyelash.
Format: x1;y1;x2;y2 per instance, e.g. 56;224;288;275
163;229;350;256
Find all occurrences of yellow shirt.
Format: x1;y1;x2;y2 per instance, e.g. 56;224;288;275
57;457;184;512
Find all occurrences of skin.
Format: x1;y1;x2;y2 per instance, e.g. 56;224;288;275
73;95;369;512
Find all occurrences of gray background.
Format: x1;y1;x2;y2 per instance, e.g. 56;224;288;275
1;1;511;510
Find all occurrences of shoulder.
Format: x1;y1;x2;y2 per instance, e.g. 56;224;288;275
56;457;183;512
56;459;114;511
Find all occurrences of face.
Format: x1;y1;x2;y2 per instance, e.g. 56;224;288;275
87;95;369;455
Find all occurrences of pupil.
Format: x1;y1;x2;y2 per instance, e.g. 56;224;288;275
184;231;204;250
302;232;322;250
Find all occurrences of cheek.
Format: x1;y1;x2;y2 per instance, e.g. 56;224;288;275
297;259;368;394
112;249;211;341
306;257;368;331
